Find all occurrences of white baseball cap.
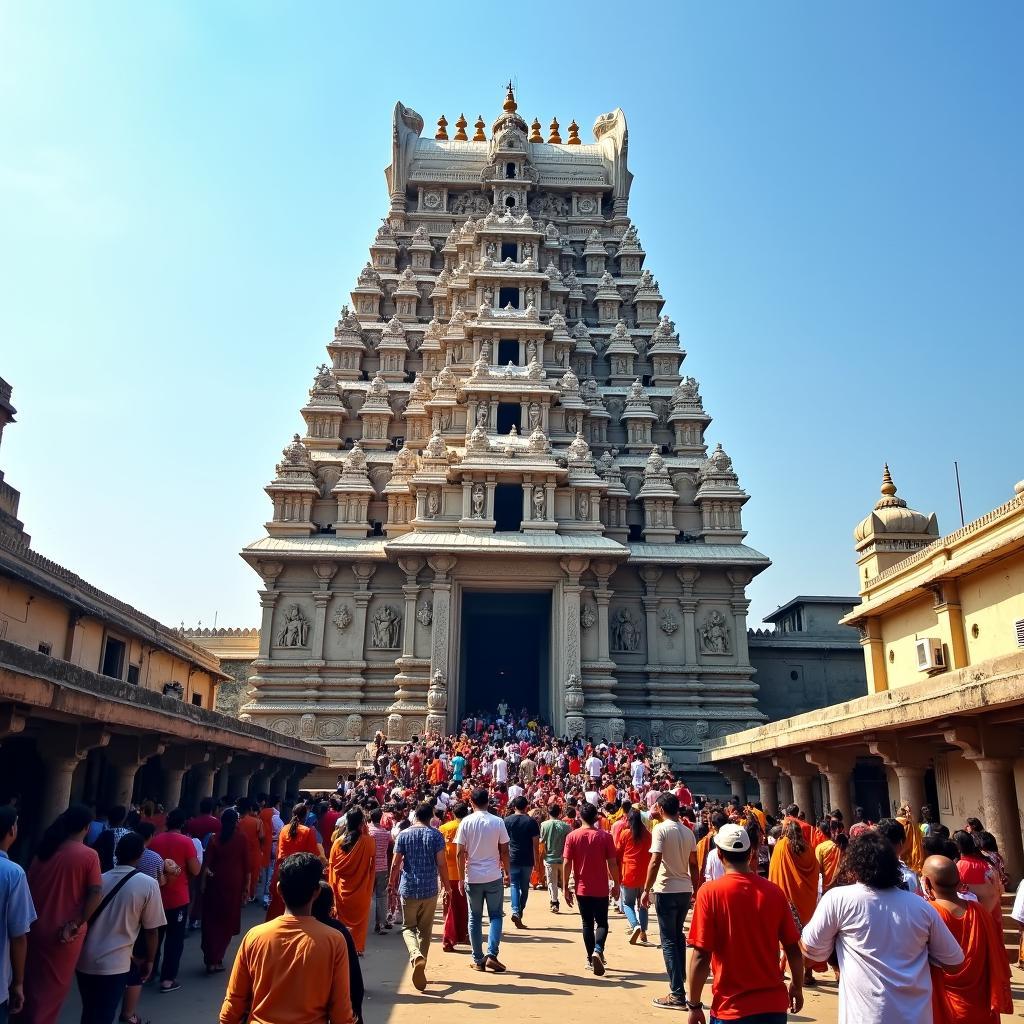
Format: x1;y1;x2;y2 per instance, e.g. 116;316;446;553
713;823;751;853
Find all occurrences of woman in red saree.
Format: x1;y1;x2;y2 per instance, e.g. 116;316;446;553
265;801;325;920
21;805;103;1024
200;808;250;972
329;807;376;955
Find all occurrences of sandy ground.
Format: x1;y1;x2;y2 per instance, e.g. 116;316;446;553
57;890;1024;1023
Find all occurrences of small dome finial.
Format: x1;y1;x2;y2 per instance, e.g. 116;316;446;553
453;113;468;142
472;115;486;142
548;117;562;144
503;82;517;114
880;463;897;498
529;118;543;143
566;119;581;145
435;114;448;141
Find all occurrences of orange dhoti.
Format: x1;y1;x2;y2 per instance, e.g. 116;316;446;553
328;832;376;954
931;901;1012;1024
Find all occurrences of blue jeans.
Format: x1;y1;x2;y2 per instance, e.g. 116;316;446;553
509;865;533;917
466;877;504;963
621;884;648;932
712;1016;786;1024
655;891;691;999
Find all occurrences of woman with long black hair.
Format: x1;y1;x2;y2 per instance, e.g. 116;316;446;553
614;807;652;943
264;801;324;920
328;808;376;955
199;808;250;972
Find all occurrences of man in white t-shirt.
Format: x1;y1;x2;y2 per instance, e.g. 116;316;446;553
507;782;524;803
492;756;508;785
801;830;963;1024
584;753;603;783
455;789;511;973
630;758;646;790
76;832;166;1019
641;793;695;1007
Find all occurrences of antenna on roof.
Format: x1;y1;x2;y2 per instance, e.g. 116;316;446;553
954;461;965;527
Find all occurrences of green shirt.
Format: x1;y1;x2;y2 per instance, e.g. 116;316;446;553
540;818;571;864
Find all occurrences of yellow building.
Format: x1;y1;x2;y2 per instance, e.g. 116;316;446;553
704;466;1024;880
0;379;324;849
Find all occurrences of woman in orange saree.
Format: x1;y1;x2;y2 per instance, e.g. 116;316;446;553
769;820;825;984
265;801;325;920
329;807;377;954
896;803;925;874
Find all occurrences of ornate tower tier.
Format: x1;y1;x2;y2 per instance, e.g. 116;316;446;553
241;88;770;787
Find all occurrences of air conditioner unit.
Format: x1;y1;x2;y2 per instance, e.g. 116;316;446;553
915;637;946;673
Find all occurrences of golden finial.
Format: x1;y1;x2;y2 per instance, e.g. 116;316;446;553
529;118;543;143
503;81;517;113
472;115;486;142
880;463;897;498
548;117;562;144
566;119;581;145
435;115;448;141
454;113;468;142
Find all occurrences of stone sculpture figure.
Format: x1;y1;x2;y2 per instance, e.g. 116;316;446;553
577;492;590;520
532;485;545;520
476;405;489;427
471;483;485;518
610;608;641;652
427;489;441;518
278;605;310;647
370;605;401;649
332;604;352;631
486;241;496;258
526;338;538;362
528;403;541;430
580;604;596;630
701;609;731;654
416;599;433;626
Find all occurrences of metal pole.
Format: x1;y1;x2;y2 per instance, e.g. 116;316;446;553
954;461;965;527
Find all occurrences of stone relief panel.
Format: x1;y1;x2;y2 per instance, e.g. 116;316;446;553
275;603;311;649
369;604;402;649
609;606;643;653
699;608;732;655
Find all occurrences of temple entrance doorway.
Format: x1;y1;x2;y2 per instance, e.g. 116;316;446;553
460;591;551;723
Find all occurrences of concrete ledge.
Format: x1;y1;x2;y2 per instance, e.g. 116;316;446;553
0;638;326;766
702;650;1024;762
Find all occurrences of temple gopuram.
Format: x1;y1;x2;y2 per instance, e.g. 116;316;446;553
241;87;770;787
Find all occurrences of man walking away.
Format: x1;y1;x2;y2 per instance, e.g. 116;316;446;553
540;803;571;914
76;832;165;1024
641;793;696;1009
504;796;540;929
220;853;354;1024
562;801;619;976
439;802;471;951
389;803;449;993
368;809;394;934
802;831;964;1024
684;823;804;1019
455;788;510;973
921;855;1012;1024
0;806;35;1022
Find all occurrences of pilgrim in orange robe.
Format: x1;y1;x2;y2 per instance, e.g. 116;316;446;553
258;806;275;870
265;822;323;920
694;833;713;892
329;832;377;954
898;813;925;873
770;834;826;972
930;900;1012;1024
237;812;264;900
815;839;843;890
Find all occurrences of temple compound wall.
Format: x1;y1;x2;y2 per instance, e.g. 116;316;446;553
240;89;770;788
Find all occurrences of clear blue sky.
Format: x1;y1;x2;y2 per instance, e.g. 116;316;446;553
1;3;1021;630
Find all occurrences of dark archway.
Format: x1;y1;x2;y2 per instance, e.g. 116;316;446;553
460;591;551;721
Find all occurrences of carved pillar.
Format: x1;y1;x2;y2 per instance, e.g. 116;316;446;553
351;562;377;699
744;759;780;816
162;745;210;811
719;762;748;801
256;561;284;659
427;554;456;729
639;566;662;667
269;766;290;805
310;562;338;661
676;568;700;667
560;558;587;682
594;586;612;662
105;735;165;808
398;557;424;659
39;726;110;828
867;738;932;816
805;749;856;824
727;569;753;665
772;752;818;819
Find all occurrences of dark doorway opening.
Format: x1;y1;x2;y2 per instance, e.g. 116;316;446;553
501;242;517;261
101;636;126;679
496;402;521;434
504;196;516;209
461;591;551;720
498;286;519;308
498;339;519;365
852;758;890;822
493;483;522;531
505;162;516;179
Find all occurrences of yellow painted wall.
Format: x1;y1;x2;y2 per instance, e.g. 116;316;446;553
960;557;1024;663
879;599;939;689
0;577;71;654
941;751;985;829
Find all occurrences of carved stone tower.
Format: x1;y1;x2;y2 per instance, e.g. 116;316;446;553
241;88;770;787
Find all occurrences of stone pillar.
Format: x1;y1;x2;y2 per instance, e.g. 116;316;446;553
560;557;587;684
777;773;794;808
0;705;27;745
861;617;888;694
256;562;284;658
192;764;216;801
594;586;612;662
310;562;337;661
719;763;747;802
727;570;753;666
105;735;165;808
772;752;819;819
805;749;856;824
39;726;110;829
162;745;210;811
427;554;456;727
744;759;779;816
676;568;700;667
351;562;377;700
867;737;933;817
398;557;424;659
269;766;290;805
214;766;232;799
249;766;272;799
639;566;662;667
973;758;1024;883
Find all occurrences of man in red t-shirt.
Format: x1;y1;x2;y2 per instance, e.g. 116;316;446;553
683;823;803;1021
561;801;620;976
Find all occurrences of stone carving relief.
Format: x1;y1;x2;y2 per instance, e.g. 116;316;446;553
317;466;341;497
528;403;541;430
610;608;642;652
416;599;433;626
666;720;710;746
532;486;545;520
299;713;315;740
317;718;342;740
332;604;352;631
659;608;679;635
370;605;402;649
700;609;732;655
277;605;310;647
271;717;296;737
580;603;596;630
344;714;364;740
425;670;448;734
471;483;485;518
649;719;664;747
564;673;585;738
450;191;490;215
607;718;626;744
426;488;441;518
577;492;590;520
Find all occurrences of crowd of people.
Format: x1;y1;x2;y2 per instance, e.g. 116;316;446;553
0;703;1020;1024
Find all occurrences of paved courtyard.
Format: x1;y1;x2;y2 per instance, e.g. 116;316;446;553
55;889;1020;1024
